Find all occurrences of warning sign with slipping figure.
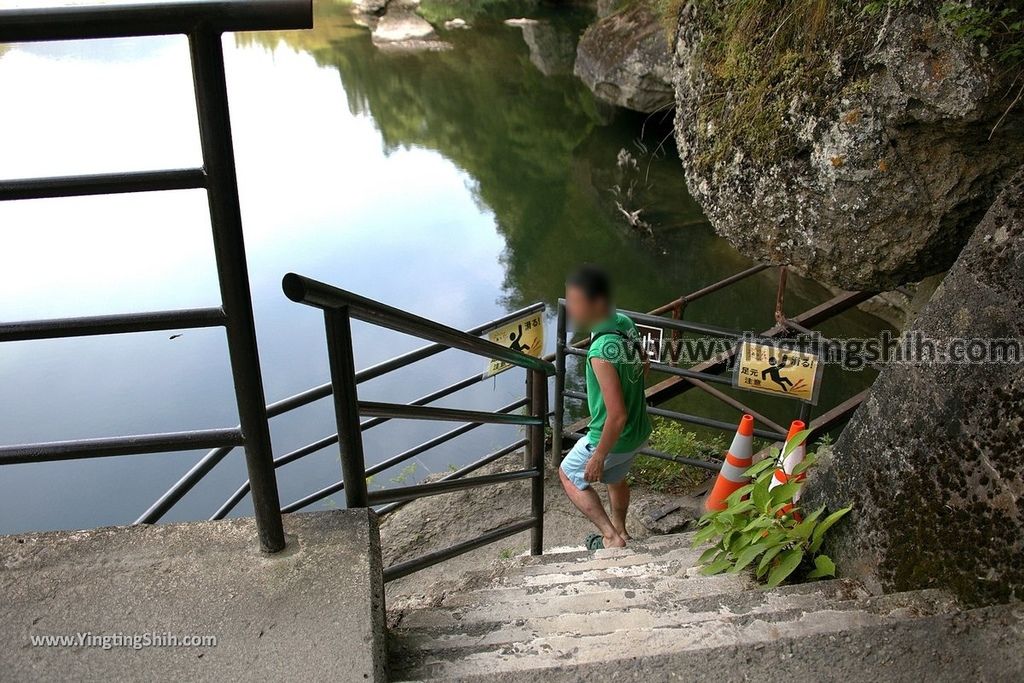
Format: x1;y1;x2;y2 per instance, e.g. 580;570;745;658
733;340;823;404
483;311;544;378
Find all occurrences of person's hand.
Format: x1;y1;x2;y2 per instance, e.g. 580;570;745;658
584;452;606;482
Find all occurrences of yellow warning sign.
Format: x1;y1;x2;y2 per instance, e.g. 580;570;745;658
733;341;822;404
483;311;544;378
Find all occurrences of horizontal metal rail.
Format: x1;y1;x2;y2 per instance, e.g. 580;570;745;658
680;376;788;436
384;517;538;583
564;346;735;387
0;168;206;202
649;264;770;316
282;273;554;376
564;289;876;438
366;469;539;506
618;307;743;339
564;431;722;473
646;406;786;441
0;0;317;553
0;0;313;43
140;302;544;524
564;390;786;442
375;438;529;516
638;447;722;473
212;398;527;520
782;318;882;371
0;307;226;343
357;401;542;426
264;302;545;418
0;429;243;465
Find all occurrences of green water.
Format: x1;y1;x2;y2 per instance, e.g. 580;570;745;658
0;1;888;534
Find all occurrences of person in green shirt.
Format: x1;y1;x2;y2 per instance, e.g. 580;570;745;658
560;265;652;549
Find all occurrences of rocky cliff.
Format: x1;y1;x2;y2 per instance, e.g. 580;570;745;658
670;1;1024;290
804;169;1024;606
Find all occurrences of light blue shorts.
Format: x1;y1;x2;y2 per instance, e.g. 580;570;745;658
560;438;645;491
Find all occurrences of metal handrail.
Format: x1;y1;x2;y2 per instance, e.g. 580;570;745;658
285;276;549;579
282;273;555;376
0;168;207;201
271;398;528;517
0;0;314;553
0;429;243;466
0;0;312;43
366;469;540;506
0;307;227;342
139;302;546;524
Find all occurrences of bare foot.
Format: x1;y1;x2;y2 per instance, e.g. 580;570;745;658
603;532;627;548
613;525;631;542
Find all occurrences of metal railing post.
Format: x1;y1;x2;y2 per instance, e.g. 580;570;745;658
324;307;369;508
552;300;567;464
528;368;547;556
189;29;284;552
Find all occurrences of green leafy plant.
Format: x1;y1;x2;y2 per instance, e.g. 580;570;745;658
628;419;725;493
940;1;1024;65
692;431;852;588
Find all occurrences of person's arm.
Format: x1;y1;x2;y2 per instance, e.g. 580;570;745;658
585;357;626;482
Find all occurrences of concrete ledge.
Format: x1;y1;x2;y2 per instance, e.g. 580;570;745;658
0;509;386;682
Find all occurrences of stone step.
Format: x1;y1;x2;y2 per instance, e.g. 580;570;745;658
397;603;1024;682
514;545;702;577
399;572;779;628
629;531;697;550
503;532;698;569
393;580;869;650
392;589;962;681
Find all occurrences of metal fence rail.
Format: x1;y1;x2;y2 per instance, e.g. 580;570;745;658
0;0;313;553
138;302;545;524
554;266;876;469
282;273;553;579
0;1;880;581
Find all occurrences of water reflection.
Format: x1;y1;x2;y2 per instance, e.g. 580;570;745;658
0;2;888;535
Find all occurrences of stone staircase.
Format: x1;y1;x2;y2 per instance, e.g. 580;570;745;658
388;532;1024;681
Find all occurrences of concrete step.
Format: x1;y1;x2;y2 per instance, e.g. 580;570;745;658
502;532;698;570
391;588;964;681
514;545;703;577
403;573;755;627
405;603;1024;682
393;580;869;650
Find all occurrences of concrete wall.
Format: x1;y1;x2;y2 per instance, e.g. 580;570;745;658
1;509;386;681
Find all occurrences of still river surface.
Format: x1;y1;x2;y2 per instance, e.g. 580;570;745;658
0;2;887;534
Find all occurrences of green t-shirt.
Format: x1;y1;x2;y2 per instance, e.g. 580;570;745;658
586;312;653;453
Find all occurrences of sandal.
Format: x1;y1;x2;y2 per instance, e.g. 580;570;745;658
585;533;604;551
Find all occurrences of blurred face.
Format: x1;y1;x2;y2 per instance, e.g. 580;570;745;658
565;284;610;328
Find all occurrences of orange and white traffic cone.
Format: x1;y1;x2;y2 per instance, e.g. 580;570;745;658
769;419;807;517
705;414;754;512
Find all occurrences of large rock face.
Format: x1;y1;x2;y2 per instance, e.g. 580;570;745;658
575;4;674;113
804;170;1024;606
672;2;1024;290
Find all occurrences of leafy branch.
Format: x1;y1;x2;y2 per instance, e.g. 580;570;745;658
692;430;852;588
